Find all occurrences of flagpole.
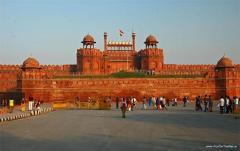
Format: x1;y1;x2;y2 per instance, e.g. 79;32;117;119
119;29;129;71
127;52;128;71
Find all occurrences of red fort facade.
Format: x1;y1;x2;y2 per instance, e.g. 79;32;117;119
0;33;240;102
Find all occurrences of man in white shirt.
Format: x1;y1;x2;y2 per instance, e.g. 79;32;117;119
219;96;224;114
234;96;239;112
130;97;136;111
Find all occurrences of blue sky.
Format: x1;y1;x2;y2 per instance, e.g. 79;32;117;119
0;0;239;65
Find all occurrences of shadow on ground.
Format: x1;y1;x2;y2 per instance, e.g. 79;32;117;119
1;131;236;151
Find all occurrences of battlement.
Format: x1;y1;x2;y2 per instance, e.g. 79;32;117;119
41;64;77;73
158;70;207;76
163;64;215;71
235;64;240;69
0;65;21;70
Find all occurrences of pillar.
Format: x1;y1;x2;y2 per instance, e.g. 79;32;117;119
132;32;136;51
104;32;107;51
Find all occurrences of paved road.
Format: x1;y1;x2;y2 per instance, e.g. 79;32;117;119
0;103;239;151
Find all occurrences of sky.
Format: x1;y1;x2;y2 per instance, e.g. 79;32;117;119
0;0;239;65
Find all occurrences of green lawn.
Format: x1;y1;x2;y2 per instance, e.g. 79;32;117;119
53;71;204;79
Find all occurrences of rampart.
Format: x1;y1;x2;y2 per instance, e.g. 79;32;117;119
20;77;216;102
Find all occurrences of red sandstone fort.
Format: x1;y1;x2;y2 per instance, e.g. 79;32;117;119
0;32;239;102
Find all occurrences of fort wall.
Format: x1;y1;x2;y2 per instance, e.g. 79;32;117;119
0;65;22;102
1;63;240;102
0;65;21;91
20;77;218;102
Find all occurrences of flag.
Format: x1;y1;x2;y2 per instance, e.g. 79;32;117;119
119;29;124;36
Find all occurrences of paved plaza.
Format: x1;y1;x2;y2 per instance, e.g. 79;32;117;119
0;103;239;151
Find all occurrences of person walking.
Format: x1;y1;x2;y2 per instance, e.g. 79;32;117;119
195;96;202;111
219;96;225;114
21;98;26;112
120;98;127;118
131;97;137;111
156;97;161;111
148;97;152;107
162;97;167;110
29;95;34;111
183;96;187;107
126;97;131;111
227;96;233;113
233;96;239;113
142;96;147;110
173;97;178;106
225;96;230;113
116;97;119;109
195;96;198;111
36;101;41;110
9;99;14;113
204;95;209;112
152;96;156;109
224;96;227;113
208;95;213;112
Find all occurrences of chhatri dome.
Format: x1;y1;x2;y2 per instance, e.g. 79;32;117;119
82;34;96;45
144;35;158;48
145;35;158;45
216;54;234;68
22;56;41;69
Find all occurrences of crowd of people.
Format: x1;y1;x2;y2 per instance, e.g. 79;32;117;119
218;96;239;114
118;96;179;118
117;95;239;118
0;94;239;117
194;95;239;114
195;95;213;112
